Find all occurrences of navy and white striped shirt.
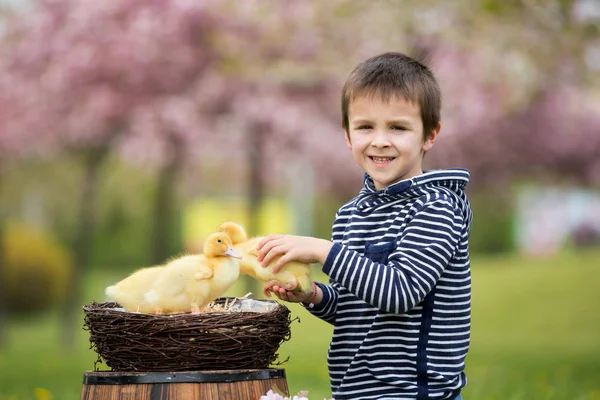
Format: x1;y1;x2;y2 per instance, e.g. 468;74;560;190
308;169;473;400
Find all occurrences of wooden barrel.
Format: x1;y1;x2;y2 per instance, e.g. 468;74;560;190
81;369;289;400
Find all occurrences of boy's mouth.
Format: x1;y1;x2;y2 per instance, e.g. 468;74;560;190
369;156;395;166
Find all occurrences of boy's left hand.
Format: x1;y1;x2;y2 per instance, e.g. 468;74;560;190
256;234;333;274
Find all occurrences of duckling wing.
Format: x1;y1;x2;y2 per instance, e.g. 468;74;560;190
194;264;214;280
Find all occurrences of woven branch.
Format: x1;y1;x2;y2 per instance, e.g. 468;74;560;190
82;298;294;372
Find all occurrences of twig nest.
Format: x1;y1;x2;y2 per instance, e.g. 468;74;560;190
83;297;293;372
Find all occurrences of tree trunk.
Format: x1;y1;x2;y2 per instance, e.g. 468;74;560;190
245;123;266;295
0;172;6;349
61;147;109;349
151;136;185;266
286;159;314;237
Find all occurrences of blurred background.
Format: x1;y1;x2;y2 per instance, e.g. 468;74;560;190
0;0;599;399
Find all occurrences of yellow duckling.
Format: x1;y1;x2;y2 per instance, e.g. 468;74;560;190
105;266;164;312
217;221;312;295
142;232;242;314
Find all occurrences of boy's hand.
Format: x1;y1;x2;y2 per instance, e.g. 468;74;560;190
256;235;333;273
263;283;313;303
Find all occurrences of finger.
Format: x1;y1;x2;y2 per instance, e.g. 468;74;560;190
257;238;280;262
277;292;288;302
278;286;289;301
271;253;292;274
263;282;277;296
261;244;287;267
263;280;281;297
256;234;282;251
263;284;273;297
271;286;286;301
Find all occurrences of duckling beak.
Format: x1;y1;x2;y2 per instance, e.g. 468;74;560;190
225;246;243;259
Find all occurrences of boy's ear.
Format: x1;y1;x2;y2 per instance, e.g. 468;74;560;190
422;123;441;152
344;130;352;149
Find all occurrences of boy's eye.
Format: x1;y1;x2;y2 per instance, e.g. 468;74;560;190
356;125;372;130
391;125;407;131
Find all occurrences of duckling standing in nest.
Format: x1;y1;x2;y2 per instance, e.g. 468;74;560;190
217;221;313;296
142;232;242;314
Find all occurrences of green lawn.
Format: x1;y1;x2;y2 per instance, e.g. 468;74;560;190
1;250;599;400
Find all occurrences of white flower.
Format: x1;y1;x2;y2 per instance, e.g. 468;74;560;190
262;389;333;400
260;390;285;400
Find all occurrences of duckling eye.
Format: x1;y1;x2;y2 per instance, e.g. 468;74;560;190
217;239;222;243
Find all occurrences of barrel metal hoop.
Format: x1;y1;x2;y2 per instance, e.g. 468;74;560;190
83;369;286;385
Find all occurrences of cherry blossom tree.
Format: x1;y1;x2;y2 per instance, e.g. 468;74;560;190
425;42;600;189
0;0;254;345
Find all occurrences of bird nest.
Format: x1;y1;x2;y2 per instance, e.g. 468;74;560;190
82;297;295;372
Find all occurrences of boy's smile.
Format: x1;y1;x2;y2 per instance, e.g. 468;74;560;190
345;94;439;190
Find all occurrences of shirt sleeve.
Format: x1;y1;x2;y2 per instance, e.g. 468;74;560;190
302;280;339;325
322;196;465;314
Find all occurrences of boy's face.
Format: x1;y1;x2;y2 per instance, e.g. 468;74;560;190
345;94;439;190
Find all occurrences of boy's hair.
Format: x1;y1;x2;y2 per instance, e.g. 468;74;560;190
341;52;441;140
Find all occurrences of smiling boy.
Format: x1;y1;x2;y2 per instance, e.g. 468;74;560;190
258;52;473;400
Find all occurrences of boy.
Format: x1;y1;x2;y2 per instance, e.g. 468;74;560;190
257;52;472;400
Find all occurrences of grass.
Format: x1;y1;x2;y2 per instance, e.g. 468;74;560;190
465;250;600;400
1;250;599;399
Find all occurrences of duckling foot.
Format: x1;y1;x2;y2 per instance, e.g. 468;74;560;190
263;278;298;296
191;305;201;314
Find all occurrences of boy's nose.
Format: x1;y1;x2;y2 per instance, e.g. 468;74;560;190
371;131;391;147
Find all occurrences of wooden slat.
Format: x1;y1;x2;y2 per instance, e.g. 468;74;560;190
80;371;289;400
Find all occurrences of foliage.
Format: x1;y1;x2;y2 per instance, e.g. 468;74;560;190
1;222;73;315
0;0;598;197
0;0;250;154
2;0;600;243
468;190;515;254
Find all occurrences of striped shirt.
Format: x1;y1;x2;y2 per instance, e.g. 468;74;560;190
308;169;473;400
